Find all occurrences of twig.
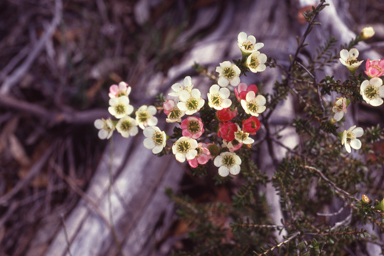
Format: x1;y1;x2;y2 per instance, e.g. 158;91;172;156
296;62;325;115
0;45;30;82
0;0;63;94
0;94;109;124
304;166;357;202
234;223;282;229
331;208;352;231
317;202;348;216
257;231;300;256
51;160;112;230
108;137;124;255
61;213;73;256
0;143;54;206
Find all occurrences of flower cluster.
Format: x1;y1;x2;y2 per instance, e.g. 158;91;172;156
95;32;269;178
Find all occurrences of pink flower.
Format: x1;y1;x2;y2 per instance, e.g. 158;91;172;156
218;122;237;142
365;59;384;78
242;116;261;135
235;83;258;101
216;107;237;122
181;117;204;139
222;140;243;152
109;81;131;98
187;143;211;168
163;100;185;123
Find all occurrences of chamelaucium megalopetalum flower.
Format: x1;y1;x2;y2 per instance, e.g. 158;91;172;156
163;99;185;123
237;32;264;55
177;88;205;115
331;97;348;122
108;96;134;119
214;152;242;177
207;84;232;110
143;126;167;154
94;118;115;139
360;77;384;107
136;105;158;129
116;116;138;138
339;48;363;74
216;61;241;87
109;81;131;98
240;90;266;117
172;136;198;163
181;117;204;139
169;76;194;99
246;51;267;73
341;125;364;153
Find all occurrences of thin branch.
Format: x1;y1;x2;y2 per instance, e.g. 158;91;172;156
0;143;54;206
0;0;63;94
317;202;348;216
296;62;325;115
0;94;109;124
257;232;300;256
61;214;73;256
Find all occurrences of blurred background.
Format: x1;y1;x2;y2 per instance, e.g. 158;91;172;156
0;0;383;255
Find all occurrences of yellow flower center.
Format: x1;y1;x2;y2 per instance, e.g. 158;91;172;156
115;104;126;114
138;111;148;123
177;141;191;153
223;67;235;79
187;120;201;133
210;94;222;107
223;155;235;167
186;98;199;111
120;120;132;131
152;132;164;145
365;85;378;100
247;102;258;113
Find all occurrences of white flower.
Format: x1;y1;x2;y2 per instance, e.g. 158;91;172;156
94;118;114;139
341;125;364;153
135;105;158;129
177;89;205;115
237;32;264;54
108;96;134;119
116;116;138;138
214;152;242;177
168;76;194;98
172;136;198;163
207;84;232;110
143;126;167;154
332;97;348;122
246;51;267;73
360;77;384;106
216;61;241;87
339;48;363;73
240;91;266;117
234;124;254;144
360;27;375;40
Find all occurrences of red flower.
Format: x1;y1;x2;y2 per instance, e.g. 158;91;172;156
218;122;237;141
242;116;260;135
235;83;258;101
217;107;237;122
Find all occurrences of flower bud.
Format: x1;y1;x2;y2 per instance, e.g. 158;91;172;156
359;27;375;40
362;194;370;204
375;198;384;211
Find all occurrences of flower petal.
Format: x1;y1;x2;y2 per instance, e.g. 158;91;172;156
340;49;349;60
152;145;163;154
210;84;220;94
218;77;229;87
353;127;364;137
345;142;351;153
176;153;186;162
143;138;155;149
147;105;157;115
371;77;383;87
333;111;344;121
230;76;240;86
254;42;264;51
379;86;384;97
179;91;190;101
143;127;155;137
184;76;192;86
246;91;256;101
219;88;230;98
238;32;247;43
229;165;240;175
222;99;232;108
147;116;158;126
248;35;256;44
214;156;222;167
349;48;359;58
255;95;266;106
98;130;108;139
191;89;201;98
94;119;104;129
218;166;230;177
129;126;139;136
350;139;361;150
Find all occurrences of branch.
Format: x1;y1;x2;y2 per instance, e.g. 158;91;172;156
257;232;300;256
0;0;63;94
0;94;109;124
